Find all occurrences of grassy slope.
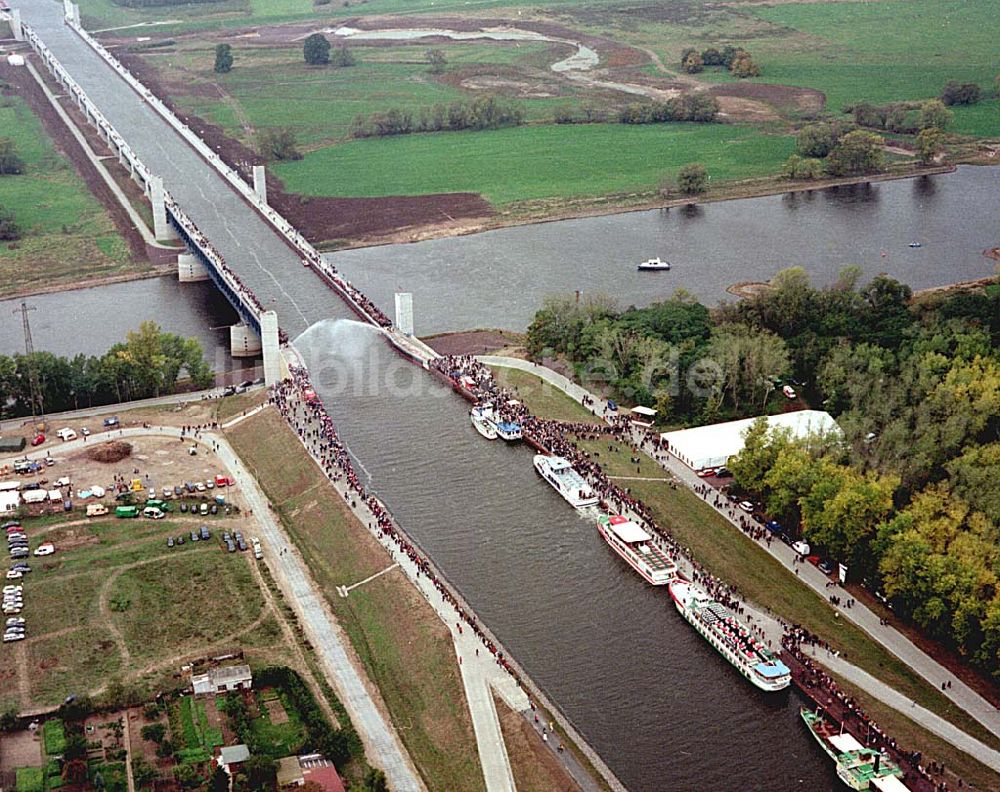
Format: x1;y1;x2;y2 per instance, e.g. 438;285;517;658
274;123;794;205
224;407;484;792
0;91;138;297
501;366;999;784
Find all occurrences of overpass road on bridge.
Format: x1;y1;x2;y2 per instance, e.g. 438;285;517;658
21;1;357;341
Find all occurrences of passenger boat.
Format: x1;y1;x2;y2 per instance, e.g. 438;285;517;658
801;708;907;790
668;578;791;692
637;257;671;271
597;514;677;585
492;418;522;442
533;454;599;508
907;242;922;248
470;405;498;440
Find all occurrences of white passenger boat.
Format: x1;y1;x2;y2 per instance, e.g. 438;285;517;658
669;578;791;692
597;514;677;585
637;257;671;271
533;454;598;508
471;405;498;440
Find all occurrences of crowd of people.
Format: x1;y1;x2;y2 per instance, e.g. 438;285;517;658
270;364;524;686
783;630;950;791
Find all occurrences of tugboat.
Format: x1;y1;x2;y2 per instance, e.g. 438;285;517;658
637;257;671;271
801;708;907;790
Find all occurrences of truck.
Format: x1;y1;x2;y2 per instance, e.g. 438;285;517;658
115;505;140;519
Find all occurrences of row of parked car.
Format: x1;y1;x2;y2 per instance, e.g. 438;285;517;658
5;521;31;643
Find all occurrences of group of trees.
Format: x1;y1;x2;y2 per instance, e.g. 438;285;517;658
716;270;1000;674
303;33;355;67
783;122;886;179
256;127;302;161
681;45;761;78
350;95;525;138
0;321;213;418
939;80;982;106
617;93;721;124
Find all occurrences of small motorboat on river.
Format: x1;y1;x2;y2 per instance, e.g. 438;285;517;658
638;257;671;271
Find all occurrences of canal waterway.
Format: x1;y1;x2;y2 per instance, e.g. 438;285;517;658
328;165;999;336
295;319;836;791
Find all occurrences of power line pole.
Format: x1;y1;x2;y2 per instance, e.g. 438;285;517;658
12;300;44;426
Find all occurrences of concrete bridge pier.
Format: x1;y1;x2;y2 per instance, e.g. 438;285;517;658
62;0;81;24
177;252;209;282
260;310;281;386
252;165;267;205
148;175;178;242
10;9;23;41
230;323;262;358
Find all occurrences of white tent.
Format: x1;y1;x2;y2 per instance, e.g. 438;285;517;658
0;490;20;514
630;406;657;427
660;410;841;471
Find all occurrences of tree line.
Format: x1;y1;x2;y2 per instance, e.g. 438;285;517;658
349;95;525;139
0;321;214;418
526;271;1000;673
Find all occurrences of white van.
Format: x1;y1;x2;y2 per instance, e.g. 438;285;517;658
56;428;77;441
86;503;108;517
142;506;165;520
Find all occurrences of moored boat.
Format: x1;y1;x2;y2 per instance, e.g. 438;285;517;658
493;419;523;442
533;454;599;508
471;405;498;440
668;578;791;692
801;708;907;790
638;257;671;271
597;514;677;585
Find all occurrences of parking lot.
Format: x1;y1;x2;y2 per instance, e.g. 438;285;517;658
0;416;277;713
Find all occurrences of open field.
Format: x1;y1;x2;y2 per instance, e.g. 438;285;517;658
274;123;794;205
491;366;602;423
0;81;137;297
224;407;485;791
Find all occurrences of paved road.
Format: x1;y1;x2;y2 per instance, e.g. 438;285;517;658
4;425;424;791
480;356;1000;744
19;0;354;339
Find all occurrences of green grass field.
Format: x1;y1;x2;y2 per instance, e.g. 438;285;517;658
274;123;794;205
225;407;485;792
0;90;140;297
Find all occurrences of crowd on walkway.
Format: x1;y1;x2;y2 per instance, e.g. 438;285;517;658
783;630;951;791
270;364;523;686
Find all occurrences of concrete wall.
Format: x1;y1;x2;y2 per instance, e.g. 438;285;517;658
177;252;209;282
230;323;262;358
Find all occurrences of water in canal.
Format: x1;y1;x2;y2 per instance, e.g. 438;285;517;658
295;319;835;791
329;165;999;335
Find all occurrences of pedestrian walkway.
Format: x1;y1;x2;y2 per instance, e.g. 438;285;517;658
481;356;1000;744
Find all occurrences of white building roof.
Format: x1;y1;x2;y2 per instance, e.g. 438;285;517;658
660;410;840;471
610;521;651;544
0;491;20;512
219;744;250;765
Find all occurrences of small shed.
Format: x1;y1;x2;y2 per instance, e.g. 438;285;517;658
192;664;252;695
629;406;657;427
277;756;305;788
5;54;25;67
218;744;250;775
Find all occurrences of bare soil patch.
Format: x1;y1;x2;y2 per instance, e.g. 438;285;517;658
264;696;289;724
424;329;522;356
0;730;42;772
715;94;780;122
710;81;825;113
88;440;133;463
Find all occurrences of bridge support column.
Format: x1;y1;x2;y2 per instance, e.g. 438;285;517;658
10;9;23;41
177;252;209;282
260;310;281;386
63;0;80;24
252;165;267;205
394;292;414;336
230;323;262;358
148;175;178;242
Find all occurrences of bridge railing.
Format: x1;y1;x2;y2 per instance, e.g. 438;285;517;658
64;17;403;336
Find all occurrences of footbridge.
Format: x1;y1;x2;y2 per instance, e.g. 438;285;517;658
8;0;435;385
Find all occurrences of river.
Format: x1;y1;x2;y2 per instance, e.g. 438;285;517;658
328;165;999;336
296;319;835;791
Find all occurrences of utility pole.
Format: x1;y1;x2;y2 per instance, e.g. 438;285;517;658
12;301;44;427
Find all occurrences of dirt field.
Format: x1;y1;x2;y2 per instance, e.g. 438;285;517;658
424;329;523;356
0;730;42;772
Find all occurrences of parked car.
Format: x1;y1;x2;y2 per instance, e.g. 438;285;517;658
199;503;209;516
792;540;811;557
189;531;199;543
199;526;210;541
1;522;20;530
715;467;732;478
81;427;91;436
5;570;22;580
166;537;175;548
176;535;185;545
818;559;835;575
209;504;218;515
2;633;24;642
33;544;55;556
103;416;119;427
179;503;188;513
5;617;25;627
782;385;797;399
195;482;206;492
30;434;45;447
56;428;77;441
695;468;716;478
738;501;755;513
225;541;236;553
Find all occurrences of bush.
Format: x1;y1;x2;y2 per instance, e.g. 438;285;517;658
677;163;709;195
303;33;330;65
940;80;981;106
796;122;841;158
0;138;25;175
256;128;301;161
141;722;166;743
782;154;824;180
730;53;761;78
0;204;20;242
330;45;356;67
214;43;233;74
